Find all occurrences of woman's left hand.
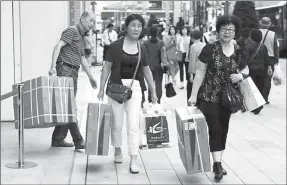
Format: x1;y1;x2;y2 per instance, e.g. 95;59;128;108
151;91;158;104
229;73;243;84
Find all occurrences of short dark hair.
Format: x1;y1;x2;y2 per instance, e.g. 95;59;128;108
250;29;262;43
241;28;250;38
150;26;159;38
107;23;114;28
125;14;146;39
180;26;190;36
125;14;146;30
216;15;241;36
191;30;202;40
168;26;176;35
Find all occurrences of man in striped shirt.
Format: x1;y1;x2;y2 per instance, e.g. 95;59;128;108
48;12;97;149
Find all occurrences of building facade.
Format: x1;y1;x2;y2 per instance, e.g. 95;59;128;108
1;1;84;121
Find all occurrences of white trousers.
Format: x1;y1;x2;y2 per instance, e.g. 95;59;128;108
108;79;142;156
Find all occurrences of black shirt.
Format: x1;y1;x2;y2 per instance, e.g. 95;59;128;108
105;37;149;90
197;41;247;103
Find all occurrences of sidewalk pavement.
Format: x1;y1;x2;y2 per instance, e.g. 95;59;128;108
1;59;286;184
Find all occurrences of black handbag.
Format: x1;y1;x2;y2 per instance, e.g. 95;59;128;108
221;58;243;114
165;74;177;98
106;42;141;104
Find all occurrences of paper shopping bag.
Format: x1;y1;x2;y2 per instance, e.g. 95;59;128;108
85;103;112;155
139;109;170;149
239;77;266;111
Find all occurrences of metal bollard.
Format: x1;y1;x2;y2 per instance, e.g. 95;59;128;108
5;84;37;169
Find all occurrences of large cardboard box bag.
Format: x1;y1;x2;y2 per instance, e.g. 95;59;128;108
85;103;112;155
13;76;77;129
175;107;211;174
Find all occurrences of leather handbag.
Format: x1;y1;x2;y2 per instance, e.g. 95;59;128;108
166;46;182;61
221;58;243;114
106;42;141;104
165;74;177;98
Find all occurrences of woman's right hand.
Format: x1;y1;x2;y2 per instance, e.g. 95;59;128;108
187;95;197;107
97;90;104;100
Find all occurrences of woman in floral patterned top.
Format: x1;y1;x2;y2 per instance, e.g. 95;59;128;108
188;15;249;181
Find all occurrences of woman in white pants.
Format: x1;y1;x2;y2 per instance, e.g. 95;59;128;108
97;14;157;174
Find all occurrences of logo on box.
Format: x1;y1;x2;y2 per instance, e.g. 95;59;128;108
185;121;196;130
148;122;167;134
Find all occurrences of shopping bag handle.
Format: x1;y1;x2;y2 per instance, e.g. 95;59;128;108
186;107;205;173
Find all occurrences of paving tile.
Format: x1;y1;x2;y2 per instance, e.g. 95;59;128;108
86;156;117;184
177;173;213;185
222;144;275;184
11;173;43;184
247;140;280;149
116;154;150;184
204;161;245;185
240;151;285;171
1;171;14;184
146;170;181;184
41;176;69;184
139;149;173;170
70;152;87;184
263;170;286;184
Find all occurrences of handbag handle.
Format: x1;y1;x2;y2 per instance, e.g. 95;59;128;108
129;41;141;87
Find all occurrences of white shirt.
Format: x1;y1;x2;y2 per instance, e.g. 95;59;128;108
260;28;279;57
102;29;118;46
178;35;190;53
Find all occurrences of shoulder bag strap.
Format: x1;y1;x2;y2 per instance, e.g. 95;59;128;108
248;30;269;63
221;55;229;83
129;41;141;87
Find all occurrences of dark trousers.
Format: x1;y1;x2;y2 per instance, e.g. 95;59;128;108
148;68;163;104
198;100;232;152
250;68;266;111
52;64;83;144
262;64;274;102
186;73;195;103
179;53;189;82
103;45;109;61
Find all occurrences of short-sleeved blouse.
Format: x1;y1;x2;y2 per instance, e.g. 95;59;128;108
105;37;149;90
197;41;246;104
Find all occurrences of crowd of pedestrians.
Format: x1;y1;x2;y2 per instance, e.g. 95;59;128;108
48;10;281;181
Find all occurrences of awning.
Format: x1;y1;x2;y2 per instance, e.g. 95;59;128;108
256;1;286;10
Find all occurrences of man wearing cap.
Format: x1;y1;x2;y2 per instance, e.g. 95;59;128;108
259;17;280;104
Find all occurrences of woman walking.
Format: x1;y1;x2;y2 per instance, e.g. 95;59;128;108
178;26;190;89
97;14;158;174
163;26;180;85
188;15;248;181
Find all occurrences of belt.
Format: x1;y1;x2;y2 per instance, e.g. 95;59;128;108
57;61;80;70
